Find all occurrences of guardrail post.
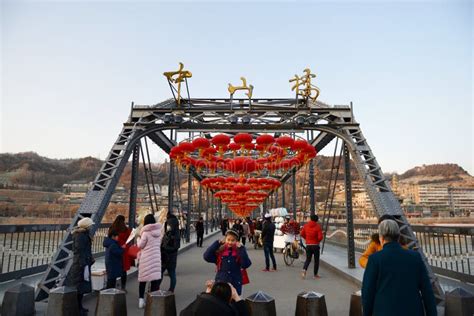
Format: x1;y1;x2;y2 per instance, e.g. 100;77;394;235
1;283;35;316
445;287;474;316
144;290;176;316
95;288;127;316
46;286;79;316
245;291;276;316
349;290;362;316
295;291;328;316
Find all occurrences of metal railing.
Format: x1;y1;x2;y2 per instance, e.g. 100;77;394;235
0;222;220;283
0;223;110;283
324;222;474;283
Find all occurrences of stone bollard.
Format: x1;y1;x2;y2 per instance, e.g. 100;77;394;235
144;290;176;316
95;288;127;316
349;290;362;316
245;291;276;316
295;291;328;316
1;283;35;316
445;287;474;316
46;286;79;316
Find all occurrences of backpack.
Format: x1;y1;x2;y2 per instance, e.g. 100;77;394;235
162;230;180;252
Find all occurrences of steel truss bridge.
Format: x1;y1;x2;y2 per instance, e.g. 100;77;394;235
35;97;444;303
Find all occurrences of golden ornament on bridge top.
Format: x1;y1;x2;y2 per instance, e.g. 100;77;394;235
289;68;320;102
228;77;254;100
163;62;192;105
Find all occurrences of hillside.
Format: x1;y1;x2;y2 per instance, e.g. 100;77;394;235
0;152;472;190
398;163;474;186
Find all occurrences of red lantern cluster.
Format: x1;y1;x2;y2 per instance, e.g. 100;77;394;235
169;133;317;217
169;133;316;175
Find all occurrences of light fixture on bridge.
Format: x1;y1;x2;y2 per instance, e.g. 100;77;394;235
242;116;251;124
307;116;318;124
228;116;238;124
163;114;173;124
173;115;184;124
295;116;306;125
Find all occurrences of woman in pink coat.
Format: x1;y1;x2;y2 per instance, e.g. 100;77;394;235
137;214;162;308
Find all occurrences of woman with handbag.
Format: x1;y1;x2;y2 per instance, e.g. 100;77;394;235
203;229;252;295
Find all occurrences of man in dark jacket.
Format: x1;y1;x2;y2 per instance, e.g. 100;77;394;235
103;230;124;289
261;213;277;271
158;211;181;292
362;219;437;316
196;217;205;247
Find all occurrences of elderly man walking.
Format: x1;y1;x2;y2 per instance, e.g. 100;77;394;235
361;219;437;316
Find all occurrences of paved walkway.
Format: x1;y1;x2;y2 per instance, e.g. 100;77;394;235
81;236;358;315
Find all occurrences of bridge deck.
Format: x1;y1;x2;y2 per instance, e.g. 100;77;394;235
79;236;358;315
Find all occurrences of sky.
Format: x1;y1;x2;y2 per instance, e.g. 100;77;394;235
1;0;473;175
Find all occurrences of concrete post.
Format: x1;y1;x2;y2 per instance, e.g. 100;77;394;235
295;291;328;316
1;283;35;316
445;287;474;316
349;290;362;316
95;288;127;316
245;291;276;316
144;290;176;316
46;286;79;316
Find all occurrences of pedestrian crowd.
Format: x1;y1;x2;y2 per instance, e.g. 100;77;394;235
66;210;437;316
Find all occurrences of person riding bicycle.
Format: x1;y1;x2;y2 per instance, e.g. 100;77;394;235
280;216;300;258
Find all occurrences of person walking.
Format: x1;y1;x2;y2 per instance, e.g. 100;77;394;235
137;213;163;309
196;217;205;247
261;213;277;272
158;211;181;292
203;229;252;295
232;219;244;242
241;220;249;246
108;215;133;291
248;219;255;244
66;217;95;316
362;219;437;316
359;215;396;269
220;217;229;236
103;230;124;289
300;214;323;279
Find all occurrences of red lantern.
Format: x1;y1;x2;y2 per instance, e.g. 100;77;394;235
192;137;210;152
234;133;253;146
291;139;309;152
276;136;294;148
178;142;195;155
212;134;231;156
256;134;275;148
234;184;251;194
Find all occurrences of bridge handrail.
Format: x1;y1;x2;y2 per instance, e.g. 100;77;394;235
0;223;111;283
324;222;474;283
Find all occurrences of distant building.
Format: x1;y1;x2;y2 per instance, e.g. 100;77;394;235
402;184;474;214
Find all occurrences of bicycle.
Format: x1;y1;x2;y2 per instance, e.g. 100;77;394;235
283;237;306;266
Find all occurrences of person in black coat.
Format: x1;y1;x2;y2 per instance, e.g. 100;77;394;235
103;230;124;289
196;217;205;247
362;219;437;316
158;211;181;292
261;214;276;271
66;217;95;315
232;219;244;241
180;281;249;316
221;218;229;236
